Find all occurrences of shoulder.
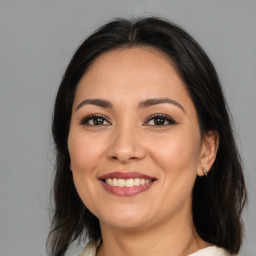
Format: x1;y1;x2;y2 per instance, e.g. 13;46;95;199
188;246;240;256
77;240;100;256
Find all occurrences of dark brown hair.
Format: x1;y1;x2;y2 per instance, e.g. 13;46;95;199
47;17;247;256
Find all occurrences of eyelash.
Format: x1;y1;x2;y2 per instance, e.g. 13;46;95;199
80;114;111;126
79;113;176;126
144;114;176;126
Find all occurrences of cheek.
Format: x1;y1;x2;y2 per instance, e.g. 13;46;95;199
148;130;201;175
148;131;200;214
68;133;103;173
68;133;104;212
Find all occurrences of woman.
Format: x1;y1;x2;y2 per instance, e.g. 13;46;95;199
48;17;247;256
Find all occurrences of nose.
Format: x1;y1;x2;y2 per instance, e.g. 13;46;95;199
107;124;146;163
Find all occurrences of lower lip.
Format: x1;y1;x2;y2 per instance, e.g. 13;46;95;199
100;180;155;196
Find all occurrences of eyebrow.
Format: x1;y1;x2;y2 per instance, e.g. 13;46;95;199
75;97;185;112
139;98;185;112
75;99;113;111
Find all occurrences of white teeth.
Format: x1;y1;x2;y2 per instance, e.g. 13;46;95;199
118;178;126;187
113;178;118;186
126;178;134;187
104;178;152;187
134;178;140;186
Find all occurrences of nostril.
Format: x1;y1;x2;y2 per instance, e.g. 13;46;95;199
107;137;146;163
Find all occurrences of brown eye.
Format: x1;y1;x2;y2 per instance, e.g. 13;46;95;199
153;117;166;125
80;114;111;126
92;117;105;125
145;114;176;126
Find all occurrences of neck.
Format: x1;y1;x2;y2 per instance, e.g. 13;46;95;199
97;209;209;256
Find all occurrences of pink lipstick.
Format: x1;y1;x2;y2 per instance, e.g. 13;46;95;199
98;172;157;196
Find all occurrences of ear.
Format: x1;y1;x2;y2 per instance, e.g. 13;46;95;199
197;130;219;176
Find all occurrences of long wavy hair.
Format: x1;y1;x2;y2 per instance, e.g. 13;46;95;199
47;17;247;256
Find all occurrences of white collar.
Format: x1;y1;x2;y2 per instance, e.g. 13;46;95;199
79;241;236;256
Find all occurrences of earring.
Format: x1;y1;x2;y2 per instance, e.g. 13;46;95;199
201;167;208;176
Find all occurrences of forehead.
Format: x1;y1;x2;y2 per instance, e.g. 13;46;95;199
74;47;191;106
89;46;174;72
84;47;178;83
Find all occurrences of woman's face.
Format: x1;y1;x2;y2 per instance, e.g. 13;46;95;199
68;47;211;231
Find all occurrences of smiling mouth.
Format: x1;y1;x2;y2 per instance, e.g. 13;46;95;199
102;178;154;187
99;172;157;196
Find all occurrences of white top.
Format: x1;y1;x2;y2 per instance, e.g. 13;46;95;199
78;240;238;256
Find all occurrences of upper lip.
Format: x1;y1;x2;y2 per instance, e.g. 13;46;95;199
98;172;157;180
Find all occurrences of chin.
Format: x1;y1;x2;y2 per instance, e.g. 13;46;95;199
97;207;152;230
101;218;150;231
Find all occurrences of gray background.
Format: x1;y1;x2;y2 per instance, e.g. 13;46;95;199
0;1;255;255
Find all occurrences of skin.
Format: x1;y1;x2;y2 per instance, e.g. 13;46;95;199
68;47;219;256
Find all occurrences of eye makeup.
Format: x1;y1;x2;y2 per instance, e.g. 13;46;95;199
79;114;111;126
144;113;177;126
79;112;177;128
